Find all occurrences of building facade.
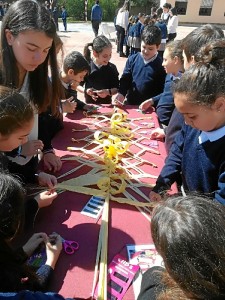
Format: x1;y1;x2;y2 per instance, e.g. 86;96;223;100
160;0;225;24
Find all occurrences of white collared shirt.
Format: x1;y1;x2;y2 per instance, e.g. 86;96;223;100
199;126;225;144
142;52;158;65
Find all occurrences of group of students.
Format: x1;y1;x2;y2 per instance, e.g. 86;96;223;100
2;0;225;299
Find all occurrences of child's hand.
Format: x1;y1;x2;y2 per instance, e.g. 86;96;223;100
43;152;62;173
38;172;57;189
150;128;165;140
23;232;48;257
149;191;162;202
45;232;63;269
86;88;98;101
84;104;99;112
139;99;154;112
61;97;77;113
112;93;125;106
34;190;58;208
95;89;109;98
21;140;44;156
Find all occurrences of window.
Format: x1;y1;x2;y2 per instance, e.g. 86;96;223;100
199;0;214;16
175;0;188;15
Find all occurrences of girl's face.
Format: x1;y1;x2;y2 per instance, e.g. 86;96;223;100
175;93;225;131
5;30;53;72
69;70;88;89
162;48;180;75
0;119;34;151
93;46;112;66
141;42;159;61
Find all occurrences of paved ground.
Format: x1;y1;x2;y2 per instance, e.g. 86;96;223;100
58;22;197;101
58;22;197;76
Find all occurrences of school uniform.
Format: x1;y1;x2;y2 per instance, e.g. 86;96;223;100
152;123;225;205
153;73;181;126
165;107;184;153
85;60;119;104
119;52;166;105
60;79;86;110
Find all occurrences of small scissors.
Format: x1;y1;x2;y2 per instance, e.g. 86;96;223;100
61;237;79;255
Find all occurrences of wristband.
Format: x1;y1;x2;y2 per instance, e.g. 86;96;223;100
108;89;112;96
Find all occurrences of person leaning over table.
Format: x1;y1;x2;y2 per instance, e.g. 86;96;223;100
149;39;225;204
59;51;95;113
0;172;61;293
138;194;225;300
114;25;166;106
0;0;64;185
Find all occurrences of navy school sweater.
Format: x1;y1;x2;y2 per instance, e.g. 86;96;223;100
152;123;225;204
85;60;119;104
152;74;175;126
119;52;166;105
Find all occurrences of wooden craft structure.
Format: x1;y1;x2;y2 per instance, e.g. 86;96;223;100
53;108;162;299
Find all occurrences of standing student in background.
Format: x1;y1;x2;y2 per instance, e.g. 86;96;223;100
115;1;129;57
131;12;145;54
161;2;171;24
167;7;178;42
83;35;119;104
138;195;225;300
91;0;102;37
155;17;167;59
0;0;64;186
61;6;68;32
150;40;225;204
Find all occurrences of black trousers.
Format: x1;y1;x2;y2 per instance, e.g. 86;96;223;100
92;20;101;37
167;32;177;42
116;25;125;54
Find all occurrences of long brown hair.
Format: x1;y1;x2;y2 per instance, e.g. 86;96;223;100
152;195;225;299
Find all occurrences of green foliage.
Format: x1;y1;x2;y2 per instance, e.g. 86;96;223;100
58;0;120;21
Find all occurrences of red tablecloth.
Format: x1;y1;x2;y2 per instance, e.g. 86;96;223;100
29;105;174;299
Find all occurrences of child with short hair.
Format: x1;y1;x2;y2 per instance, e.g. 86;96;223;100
150;39;225;205
114;25;166;106
139;40;183;126
59;51;96;113
83;35;119;105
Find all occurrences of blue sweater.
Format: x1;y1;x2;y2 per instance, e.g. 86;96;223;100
153;123;225;205
153;74;175;126
0;292;73;300
119;53;166;105
91;4;102;21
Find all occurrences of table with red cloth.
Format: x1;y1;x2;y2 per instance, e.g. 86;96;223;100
30;105;175;299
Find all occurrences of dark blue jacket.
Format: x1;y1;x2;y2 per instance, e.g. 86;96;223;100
152;123;225;205
153;74;175;126
132;21;144;38
0;292;73;300
165;108;184;153
61;10;68;20
119;52;166;105
155;21;167;39
91;4;102;21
